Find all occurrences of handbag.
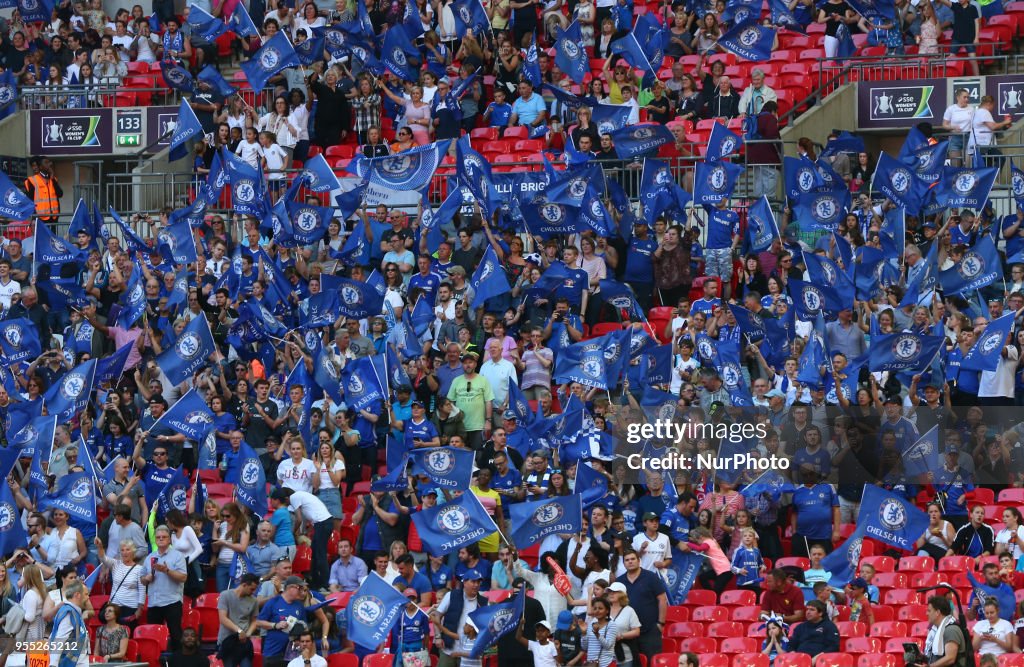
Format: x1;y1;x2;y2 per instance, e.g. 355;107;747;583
402;648;430;667
2;602;25;639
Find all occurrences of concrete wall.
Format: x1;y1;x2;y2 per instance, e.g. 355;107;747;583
780;83;858;156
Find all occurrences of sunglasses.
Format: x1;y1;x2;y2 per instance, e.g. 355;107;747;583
153;452;168;457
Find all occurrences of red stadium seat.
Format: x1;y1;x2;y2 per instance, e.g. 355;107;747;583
731;607;763;623
698;655;729;667
470;127;498;141
706;622;744;638
692;606;728;623
196;607;220;644
870;622;908;638
775;557;810;570
364;654;395;667
898;556;934;572
133;638;162;666
883;589;922;605
733;656;768;667
835;622;866;637
938;556;975;572
503;126;529;140
844;638;881;654
719;590;756;607
680;638;718;653
860;556;895;572
133;625;169;650
816;655;855;667
998;656;1024;667
328;655;359;667
911;622;931;638
858;655;899;667
885;638;920;653
195;593;220;608
666;607;689;623
872;573;908;590
666;622;703;639
653;655;680;667
719;638;758;654
897;605;929;622
292;545;312;575
775;655;812;667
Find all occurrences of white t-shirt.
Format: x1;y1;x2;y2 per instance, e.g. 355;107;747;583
611;606;642;663
277;458;317;493
632;531;671;572
943;104;974;133
996;525;1024;560
235;139;264;169
973;618;1014;655
287;656;328;667
288;490;333;523
671;355;700;393
972;107;996;147
263;143;288;179
527;640;559;667
979;345;1018;398
318;458;345;489
0;279;21;309
436;592;479;656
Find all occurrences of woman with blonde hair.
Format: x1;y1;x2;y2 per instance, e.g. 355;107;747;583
18;564;48;641
607;582;642;667
312;439;346;532
95;537;146;626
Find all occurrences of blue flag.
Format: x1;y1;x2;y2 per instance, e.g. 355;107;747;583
235;441;267;513
693;160;743;205
411;492;499;556
598;280;642;320
17;0;54;23
0;480;31;555
10;414;54;460
665;549;705;605
740;470;796;502
196;64;237;98
0;69;21;119
797;313;828;387
295;28;327;65
575;462;609;507
311;346;344;404
645;344;674;386
169;99;204;161
242;31;300;91
784;155;824;201
1012;160;1024;211
346;573;411;649
229;552;255;587
451;0;491;34
718;19;775;61
38;471;95;523
157;219;198;266
707;122;744;162
470;246;511;309
508;494;582;549
803;252;855;300
554;22;588;84
962;312;1014;371
159;388;215;442
859;484;930;551
340;355;385;411
867;333;943;372
554;337;611;390
789;278;851;321
901;425;941;480
591;103;633;136
769;0;805;30
333;278;385;319
0;319;41;365
299;153;342;193
381;25;421;81
359;140;450;193
729;304;766;343
93;342;133;386
156;466;191;518
820;131;865;158
160;61;195;92
227;1;259;36
609;124;675;160
34;218;84;271
938;235;1003;295
875;151;929;212
938;167;998;209
410;448;475;490
545;163;603;208
42;359;96;423
609;33;656;85
795;188;850;230
469;592;526;658
185;3;227;40
371;453;409;492
819;526;865;588
746;196;778;253
156;315;216;385
67;199;99;242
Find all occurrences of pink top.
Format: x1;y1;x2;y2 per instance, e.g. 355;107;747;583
108;326;143;370
404;101;432;144
690;539;731;575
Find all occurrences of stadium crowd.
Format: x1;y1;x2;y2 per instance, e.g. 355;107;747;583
1;0;1024;665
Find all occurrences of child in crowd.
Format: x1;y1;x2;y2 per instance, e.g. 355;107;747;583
516;619;559;667
731;527;766;591
760;614;790;665
857;563;881;604
259;131;288;196
483;88;512;130
802;543;831;588
846;577;875;625
812;581;839;622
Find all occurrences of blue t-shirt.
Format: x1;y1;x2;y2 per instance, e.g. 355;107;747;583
429;563;453;590
705;207;740;250
949;223;975;247
409;272;441;305
270;506;296;547
731;546;764;587
404;418;440;450
1002;214;1024;258
142;464;176;504
554;266;590;307
947;347;981;393
792;447;832;478
391;608;431;648
486;102;512;127
455;561;491;590
395;571;433;596
624;237;657;284
492;468;523;517
511;93;547;125
792;484;838;540
690;297;721;317
661;507;697;544
257;596;308;657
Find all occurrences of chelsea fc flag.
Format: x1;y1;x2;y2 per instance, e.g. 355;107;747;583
411;492;499;556
509;494;582;549
346;573;410;650
859;484;930;551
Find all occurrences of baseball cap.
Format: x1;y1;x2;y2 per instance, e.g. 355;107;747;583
765;389;785;399
848;577;868;590
922;221;937;229
642;512;659;522
503;409;518;420
402;587;419;598
607;582;627;594
536;621;552;631
462;351;479;362
461;571;483;581
411;399;424;408
556;611;574;631
447;266;467;276
882;394;901;404
283;576;306;588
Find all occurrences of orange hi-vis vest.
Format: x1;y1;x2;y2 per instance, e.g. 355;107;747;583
24;173;58;219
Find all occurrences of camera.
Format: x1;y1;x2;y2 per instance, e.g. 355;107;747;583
903;642;926;667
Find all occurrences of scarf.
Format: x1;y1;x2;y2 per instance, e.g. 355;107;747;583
50;603;87;667
926;615;953;659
